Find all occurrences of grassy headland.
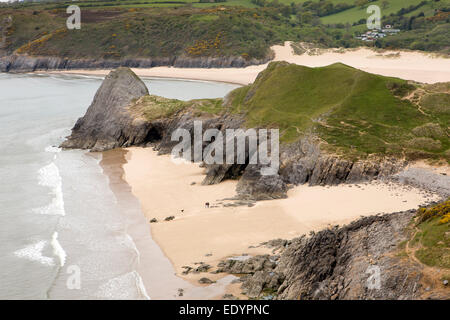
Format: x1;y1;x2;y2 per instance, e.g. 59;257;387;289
130;61;449;162
227;62;449;160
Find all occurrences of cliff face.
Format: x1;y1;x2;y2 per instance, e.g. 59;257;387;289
217;207;449;300
0;54;271;73
275;211;421;300
61;67;150;151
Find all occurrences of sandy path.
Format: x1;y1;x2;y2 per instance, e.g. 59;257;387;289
122;147;439;275
45;42;450;85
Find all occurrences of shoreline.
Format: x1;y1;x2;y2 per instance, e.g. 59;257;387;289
34;42;450;85
119;147;441;295
99;149;240;300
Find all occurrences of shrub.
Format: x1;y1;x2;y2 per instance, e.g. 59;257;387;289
412;123;445;139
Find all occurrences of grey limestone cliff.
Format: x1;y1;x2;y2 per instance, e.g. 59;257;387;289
61;67;150;151
216;207;449;300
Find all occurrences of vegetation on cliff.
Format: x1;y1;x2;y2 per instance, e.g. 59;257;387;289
412;200;450;269
0;0;448;61
123;62;449;163
129;95;223;121
226;61;449;160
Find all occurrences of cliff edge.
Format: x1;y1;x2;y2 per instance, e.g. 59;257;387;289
214;201;450;300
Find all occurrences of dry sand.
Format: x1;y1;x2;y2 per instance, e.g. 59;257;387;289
46;42;450;85
122;147;439;278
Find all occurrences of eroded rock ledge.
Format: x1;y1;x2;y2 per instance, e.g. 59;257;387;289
214;204;449;300
61;67;409;199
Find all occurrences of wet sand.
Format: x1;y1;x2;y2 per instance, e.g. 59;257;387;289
121;147;439;278
99;149;238;300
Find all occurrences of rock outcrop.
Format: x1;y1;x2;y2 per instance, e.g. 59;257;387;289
205;136;404;200
0;54;271;73
217;207;449;300
279;137;404;186
61;67;150;151
275;210;421;300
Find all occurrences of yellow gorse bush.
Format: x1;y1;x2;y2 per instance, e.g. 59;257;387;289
185;32;223;56
417;200;450;225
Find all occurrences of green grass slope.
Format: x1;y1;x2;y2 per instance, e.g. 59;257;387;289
226;61;449;160
412;200;450;269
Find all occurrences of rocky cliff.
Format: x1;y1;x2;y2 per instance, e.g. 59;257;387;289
61;67;411;198
0;54;271;73
61;67;150;151
215;204;449;300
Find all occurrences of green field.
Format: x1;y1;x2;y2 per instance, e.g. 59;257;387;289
321;0;426;24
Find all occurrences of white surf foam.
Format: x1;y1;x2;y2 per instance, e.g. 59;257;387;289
94;271;150;300
116;233;141;264
51;232;66;267
32;162;65;216
134;271;151;300
14;241;55;267
45;145;61;153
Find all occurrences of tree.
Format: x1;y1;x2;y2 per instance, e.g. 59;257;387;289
296;11;313;25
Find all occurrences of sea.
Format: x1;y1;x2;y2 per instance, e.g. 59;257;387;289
0;72;239;299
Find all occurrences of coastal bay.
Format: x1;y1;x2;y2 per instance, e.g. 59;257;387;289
46;42;450;85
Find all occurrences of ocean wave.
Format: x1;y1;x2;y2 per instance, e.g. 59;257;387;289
32;162;65;216
94;271;150;300
116;233;141;265
14;240;55;267
45;145;62;153
134;271;151;300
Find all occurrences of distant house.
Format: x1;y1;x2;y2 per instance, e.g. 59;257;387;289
382;28;401;34
355;25;400;41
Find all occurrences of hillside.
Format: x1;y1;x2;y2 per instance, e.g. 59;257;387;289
0;0;448;68
227;61;449;160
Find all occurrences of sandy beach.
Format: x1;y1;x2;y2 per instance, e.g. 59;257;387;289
122;147;439;281
46;42;450;85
